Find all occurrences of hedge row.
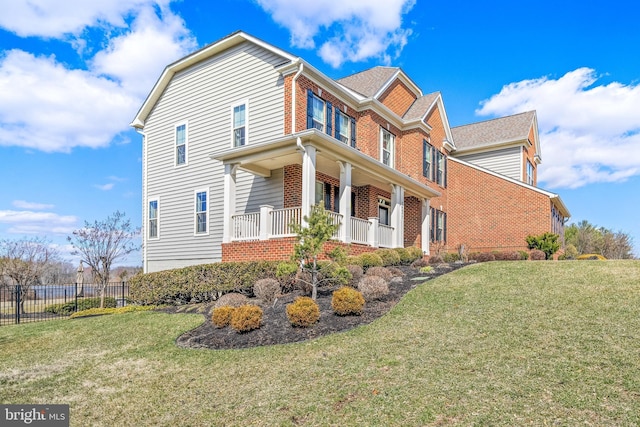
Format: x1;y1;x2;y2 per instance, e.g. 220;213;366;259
128;261;280;305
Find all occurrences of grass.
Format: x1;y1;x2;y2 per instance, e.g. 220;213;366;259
1;260;639;426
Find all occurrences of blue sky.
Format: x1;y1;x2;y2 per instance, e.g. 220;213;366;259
1;0;639;263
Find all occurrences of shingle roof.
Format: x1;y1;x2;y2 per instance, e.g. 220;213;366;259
403;92;440;121
451;111;536;150
336;66;399;97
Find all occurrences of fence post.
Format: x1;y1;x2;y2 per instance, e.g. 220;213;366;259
15;285;21;325
121;281;125;307
75;282;78;314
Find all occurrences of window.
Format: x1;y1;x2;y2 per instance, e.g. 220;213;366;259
195;190;208;234
526;160;535;185
435;150;447;187
423;139;434;180
380;128;395;167
148;199;158;239
315;180;324;205
232;103;247;147
336;110;350;144
307;90;333;136
430;208;447;243
175;123;187;165
378;198;390;226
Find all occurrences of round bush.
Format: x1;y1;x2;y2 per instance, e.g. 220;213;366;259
386;266;405;277
530;249;546;261
473;252;496;263
375;249;401;266
406;246;425;262
212;306;234;328
276;261;298;292
253;278;280;303
357;275;389;301
365;266;393;282
410;258;428;269
346;264;363;287
286;296;320;327
214;292;249;308
428;255;444;265
393;247;413;264
358;252;383;271
230;304;263;333
332;287;365;316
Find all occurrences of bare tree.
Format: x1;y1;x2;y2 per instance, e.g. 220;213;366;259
67;211;140;307
0;237;60;312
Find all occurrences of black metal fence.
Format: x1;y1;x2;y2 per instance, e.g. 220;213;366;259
0;282;129;326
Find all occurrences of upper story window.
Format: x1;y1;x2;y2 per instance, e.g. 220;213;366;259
307;89;356;147
195;190;208;235
232;102;247;147
436;151;447;187
336;110;350;144
526;160;535;186
380;128;395;167
423;139;433;180
148;199;158;239
175;123;187;166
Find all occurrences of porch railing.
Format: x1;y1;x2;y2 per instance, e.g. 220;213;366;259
326;211;343;239
351;217;370;245
271;207;302;237
232;212;260;240
378;224;394;248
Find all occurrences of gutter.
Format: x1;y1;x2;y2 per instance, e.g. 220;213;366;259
291;61;304;133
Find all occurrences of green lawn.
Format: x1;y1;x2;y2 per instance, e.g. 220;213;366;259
1;261;639;426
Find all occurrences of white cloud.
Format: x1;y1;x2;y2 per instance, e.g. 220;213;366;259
0;3;196;153
12;200;55;210
477;68;640;189
255;0;415;67
95;183;115;191
0;210;78;235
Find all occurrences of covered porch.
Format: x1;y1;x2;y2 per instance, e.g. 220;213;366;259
212;129;440;255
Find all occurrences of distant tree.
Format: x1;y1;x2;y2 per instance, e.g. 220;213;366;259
526;232;560;260
0;237;60;312
68;211;140;308
565;220;634;259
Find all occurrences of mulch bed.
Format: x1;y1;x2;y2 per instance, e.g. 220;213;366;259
165;263;469;350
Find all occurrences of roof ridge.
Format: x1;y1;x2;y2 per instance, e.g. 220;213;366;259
452;110;535;129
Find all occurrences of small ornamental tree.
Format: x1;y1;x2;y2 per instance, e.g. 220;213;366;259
526;232;560;260
290;202;340;300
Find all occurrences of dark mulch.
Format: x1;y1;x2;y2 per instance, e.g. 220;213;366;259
167;263;470;350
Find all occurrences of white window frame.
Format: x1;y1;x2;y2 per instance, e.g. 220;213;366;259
526;160;535;186
230;100;249;147
194;188;209;236
311;94;326;132
336;110;350;144
378;197;391;226
380;128;395;168
175;121;188;166
148;197;159;240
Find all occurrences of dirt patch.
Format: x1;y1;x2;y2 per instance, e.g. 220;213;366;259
166;264;469;350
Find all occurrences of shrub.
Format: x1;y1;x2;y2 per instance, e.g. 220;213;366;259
128;260;280;305
212;306;235;328
442;253;460;263
419;266;433;273
518;250;530;260
332;287;365;316
526;232;560;260
357;252;383;271
45;297;117;315
577;253;607;260
386;266;405;277
346;265;363;287
428;255;444;265
286;297;320;327
493;251;520;261
276;261;298;293
529;249;546;261
358;276;389;301
393;247;412;264
410;258;428;269
230;304;263;333
253;278;280;303
365;266;393;282
375;249;401;266
562;244;579;260
405;246;424;262
214;293;249;308
320;263;352;287
473;252;496;263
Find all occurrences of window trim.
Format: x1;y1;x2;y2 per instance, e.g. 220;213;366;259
430;207;447;243
335;109;351;144
230;100;249;147
194;188;209;236
526;160;535;186
148;197;159;240
423;139;434;180
380;128;395;168
378;197;391;226
175;121;188;167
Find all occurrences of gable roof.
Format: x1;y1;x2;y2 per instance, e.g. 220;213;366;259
403;92;441;121
337;66;422;100
451;110;537;152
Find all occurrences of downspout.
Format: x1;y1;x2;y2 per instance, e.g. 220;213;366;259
135;127;148;273
291;61;304;134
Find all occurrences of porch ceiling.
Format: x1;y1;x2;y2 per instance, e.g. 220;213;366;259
211;129;440;199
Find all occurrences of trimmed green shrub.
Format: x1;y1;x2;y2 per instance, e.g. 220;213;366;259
357;276;389;301
365;266;393;282
530;249;546;261
128;261;280;305
332;287;365;316
276;261;298;292
442;253;460;263
286;297;320;327
405;246;424;262
214;293;249;308
45;297;117;315
393;247;412;264
212;306;235;328
230;304;263;333
253;278;280;303
526;232;560;260
561;244;579;260
357;252;383;271
419;266;433;273
375;249;401;266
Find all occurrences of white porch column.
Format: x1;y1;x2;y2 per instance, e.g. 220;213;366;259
390;184;405;248
259;205;273;240
338;161;352;243
222;163;238;243
421;198;431;256
300;144;317;225
368;217;379;248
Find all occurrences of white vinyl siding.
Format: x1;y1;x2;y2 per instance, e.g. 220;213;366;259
456;146;521;181
142;41;288;271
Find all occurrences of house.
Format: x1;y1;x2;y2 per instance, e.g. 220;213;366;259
131;31;570;273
